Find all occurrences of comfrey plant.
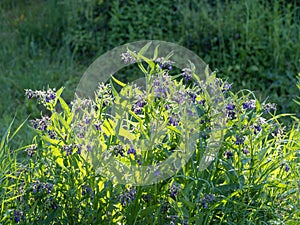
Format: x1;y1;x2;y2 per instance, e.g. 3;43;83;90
1;44;299;224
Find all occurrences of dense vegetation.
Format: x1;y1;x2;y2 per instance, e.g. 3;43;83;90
0;0;299;224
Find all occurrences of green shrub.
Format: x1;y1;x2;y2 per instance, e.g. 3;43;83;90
1;44;298;224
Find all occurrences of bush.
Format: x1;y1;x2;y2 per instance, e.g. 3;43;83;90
1;44;299;224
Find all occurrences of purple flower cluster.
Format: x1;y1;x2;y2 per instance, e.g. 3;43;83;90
155;57;174;70
121;50;137;64
226;103;235;111
82;185;94;196
242;100;256;110
224;150;234;159
119;187;136;206
112;144;125;157
235;136;245;145
127;147;136;155
200;194;216;208
221;81;232;92
63;144;82;156
11;210;25;223
45;196;59;210
153;75;172;98
188;91;197;104
169;114;179;126
181;67;193;81
94;122;101;131
170;184;180;199
48;130;57;139
71;98;95;112
96;83;115;108
254;125;262;134
226;103;236;120
263;103;277;113
172;90;187;105
25;145;37;157
31;116;50;131
132;96;147;114
25;88;56;103
243;148;250;155
285;164;290;172
31;180;53;194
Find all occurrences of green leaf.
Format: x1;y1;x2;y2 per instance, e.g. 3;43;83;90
111;75;126;87
138;42;152;55
110;79;119;98
0;115;15;151
153;44;160;60
56;87;64;98
139;54;155;71
59;97;71;116
8;116;29;143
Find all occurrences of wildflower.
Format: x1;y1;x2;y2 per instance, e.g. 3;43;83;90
188;91;197;104
31;181;53;194
222;81;232;92
76;144;82;154
283;163;290;172
25;88;56;104
112;144;125;157
45;89;56;102
235;136;244;145
121;50;137;64
127;147;136;155
63;144;73;156
200;194;216;208
136;99;147;108
263;103;276;113
25;89;35;99
12;210;24;223
170;184;180;199
198;99;206;106
132;97;147;114
172;90;187;105
87;145;92;152
181;67;193;81
224;151;234;159
154;170;160;177
242;100;256;110
254;125;262;134
31;181;40;193
31;116;50;131
43;183;53;194
155;57;174;70
48;130;57;139
243;148;249;155
153;75;172;98
82;185;93;196
142;194;151;202
95;122;101;131
226;103;235;111
225;103;236;120
169;114;179;126
96;83;115;108
227;110;236;120
119;187;136;206
25;145;37;157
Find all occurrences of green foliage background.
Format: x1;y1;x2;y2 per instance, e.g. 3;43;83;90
0;0;299;144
